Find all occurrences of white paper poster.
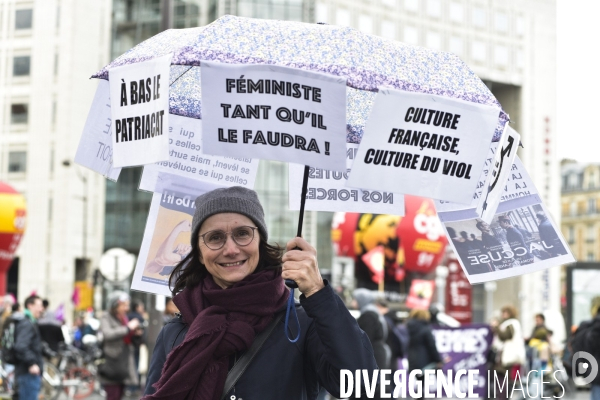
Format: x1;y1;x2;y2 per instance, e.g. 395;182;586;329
476;126;520;223
347;88;499;204
201;61;347;172
443;202;574;284
109;54;172;167
140;114;260;193
74;80;121;180
131;186;216;296
436;154;537;222
289;144;405;214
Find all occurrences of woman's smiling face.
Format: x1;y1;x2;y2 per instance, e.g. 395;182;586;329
198;213;260;289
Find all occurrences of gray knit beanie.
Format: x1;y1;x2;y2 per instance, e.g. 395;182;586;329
191;186;268;241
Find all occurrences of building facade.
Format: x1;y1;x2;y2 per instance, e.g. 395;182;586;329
0;0;111;316
561;161;600;262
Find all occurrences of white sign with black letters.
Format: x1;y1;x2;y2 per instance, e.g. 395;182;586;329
75;80;121;181
476;126;521;223
201;61;347;172
347;88;500;204
109;54;172;167
289;144;405;214
140;115;260;193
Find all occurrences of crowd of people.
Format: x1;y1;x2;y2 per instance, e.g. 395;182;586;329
0;187;597;400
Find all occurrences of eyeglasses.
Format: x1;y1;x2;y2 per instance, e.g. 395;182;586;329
199;226;258;250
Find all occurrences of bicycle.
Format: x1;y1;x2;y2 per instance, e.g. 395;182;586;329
42;343;97;400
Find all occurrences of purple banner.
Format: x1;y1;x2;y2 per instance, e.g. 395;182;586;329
432;324;493;398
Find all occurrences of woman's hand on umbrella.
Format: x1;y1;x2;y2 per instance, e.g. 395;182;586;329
282;237;324;297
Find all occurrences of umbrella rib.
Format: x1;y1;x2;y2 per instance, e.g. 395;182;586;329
169;66;194;87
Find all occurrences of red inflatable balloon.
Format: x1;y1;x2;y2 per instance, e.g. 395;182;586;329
0;182;27;295
398;196;448;274
331;196;448;285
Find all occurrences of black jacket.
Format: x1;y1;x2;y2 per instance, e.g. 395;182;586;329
406;318;441;372
572;314;600;385
144;283;377;399
13;313;44;376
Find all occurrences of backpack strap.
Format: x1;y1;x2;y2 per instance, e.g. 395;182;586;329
219;312;284;400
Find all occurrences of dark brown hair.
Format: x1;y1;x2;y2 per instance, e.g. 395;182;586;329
169;230;283;295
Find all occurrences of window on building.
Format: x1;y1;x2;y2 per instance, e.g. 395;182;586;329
570;201;577;216
471;41;486;61
380;20;396;40
15;9;33;30
472;8;486;28
382;0;396;7
336;9;350;27
358;15;372;34
13;56;31;76
494;13;508;32
587;252;595;261
587;225;596;242
426;0;441;18
8;151;27;173
589;198;597;214
449;36;463;56
568;173;579;189
173;0;200;28
494;45;508;66
568;226;575;243
449;2;463;23
404;0;419;12
426;32;441;50
316;3;328;23
10;104;28;124
403;26;419;45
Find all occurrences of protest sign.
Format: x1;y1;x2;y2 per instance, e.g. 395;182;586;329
109;54;172;167
131;185;219;296
405;279;434;309
443;202;574;284
445;256;473;324
347;88;499;204
436;152;537;222
201;61;347;172
476;126;520;223
432;324;493;399
288;144;405;214
139;114;260;193
74;80;121;180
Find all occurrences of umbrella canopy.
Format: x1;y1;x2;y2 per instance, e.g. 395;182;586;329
92;15;507;144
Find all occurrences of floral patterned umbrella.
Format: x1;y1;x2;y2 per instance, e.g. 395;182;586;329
92;14;507;144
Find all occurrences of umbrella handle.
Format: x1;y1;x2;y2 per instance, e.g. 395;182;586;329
285;165;310;290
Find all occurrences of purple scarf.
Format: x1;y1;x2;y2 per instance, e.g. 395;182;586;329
143;269;288;400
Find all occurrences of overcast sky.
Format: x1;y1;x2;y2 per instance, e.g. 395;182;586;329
557;0;599;163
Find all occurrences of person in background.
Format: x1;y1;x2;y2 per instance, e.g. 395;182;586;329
406;309;442;372
37;299;66;353
73;314;96;349
14;295;45;400
99;291;143;400
127;300;147;395
162;298;179;325
353;288;391;371
491;305;526;397
571;296;600;400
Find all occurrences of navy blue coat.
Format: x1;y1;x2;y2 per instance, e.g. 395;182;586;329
144;283;377;399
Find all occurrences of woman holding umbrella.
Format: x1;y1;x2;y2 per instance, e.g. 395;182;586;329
143;186;377;400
